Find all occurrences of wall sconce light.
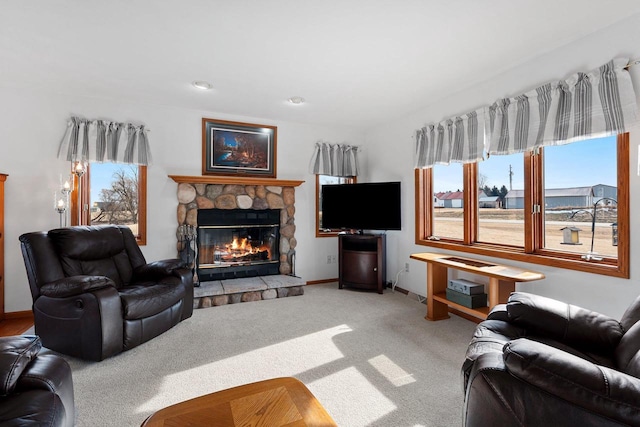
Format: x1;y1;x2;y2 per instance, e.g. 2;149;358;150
54;192;67;227
73;161;86;178
71;161;87;225
56;174;73;228
61;178;71;196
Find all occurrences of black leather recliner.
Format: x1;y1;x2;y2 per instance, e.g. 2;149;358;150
0;335;74;426
20;225;194;361
462;291;640;426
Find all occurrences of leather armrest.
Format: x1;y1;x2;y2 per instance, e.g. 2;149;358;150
39;275;115;298
504;338;640;425
133;259;187;282
487;303;508;321
17;353;70;392
506;292;624;352
16;353;75;425
0;335;41;395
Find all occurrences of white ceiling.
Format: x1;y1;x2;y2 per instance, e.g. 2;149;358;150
2;1;640;129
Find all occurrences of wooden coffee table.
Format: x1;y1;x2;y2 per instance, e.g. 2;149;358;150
141;377;337;427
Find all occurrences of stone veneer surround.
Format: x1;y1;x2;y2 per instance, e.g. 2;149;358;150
169;175;304;276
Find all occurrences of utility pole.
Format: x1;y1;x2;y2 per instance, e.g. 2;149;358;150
509;164;514;191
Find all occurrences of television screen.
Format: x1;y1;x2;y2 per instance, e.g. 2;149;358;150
321;182;401;231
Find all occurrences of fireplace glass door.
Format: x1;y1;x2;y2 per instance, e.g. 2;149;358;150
196;209;280;281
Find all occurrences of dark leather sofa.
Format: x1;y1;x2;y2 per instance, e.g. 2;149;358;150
462;291;640;426
0;335;74;426
20;225;194;361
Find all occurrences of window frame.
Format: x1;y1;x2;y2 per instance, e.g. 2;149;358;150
71;163;147;245
415;133;629;278
315;174;356;237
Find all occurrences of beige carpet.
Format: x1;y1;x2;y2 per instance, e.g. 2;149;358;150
51;283;476;426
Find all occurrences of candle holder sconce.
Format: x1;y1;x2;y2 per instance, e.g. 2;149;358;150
54;192;67;228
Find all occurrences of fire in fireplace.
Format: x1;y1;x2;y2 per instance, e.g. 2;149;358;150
220;237;270;261
200;235;272;265
196;209;280;281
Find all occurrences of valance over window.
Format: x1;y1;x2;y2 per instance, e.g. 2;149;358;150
414;57;638;168
486;58;638;155
57;116;152;165
309;141;359;177
414;110;484;168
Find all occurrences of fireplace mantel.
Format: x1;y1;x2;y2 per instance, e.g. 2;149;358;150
169;175;304;187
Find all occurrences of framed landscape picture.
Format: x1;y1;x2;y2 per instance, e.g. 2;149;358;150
202;118;277;177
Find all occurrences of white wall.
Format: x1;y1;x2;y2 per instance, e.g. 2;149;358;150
0;89;362;312
365;13;640;319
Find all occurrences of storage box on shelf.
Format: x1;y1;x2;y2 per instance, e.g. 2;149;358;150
447;278;484;295
445;288;487;308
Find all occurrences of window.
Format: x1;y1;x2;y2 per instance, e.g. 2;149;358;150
432;164;464;241
477;153;524;247
71;162;147;245
542;137;618;258
316;174;355;237
415;134;629;278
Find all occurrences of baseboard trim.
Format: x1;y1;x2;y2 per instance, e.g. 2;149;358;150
4;310;34;321
386;283;409;295
306;278;338;285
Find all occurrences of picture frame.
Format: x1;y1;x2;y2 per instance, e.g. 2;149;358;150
202;118;277;177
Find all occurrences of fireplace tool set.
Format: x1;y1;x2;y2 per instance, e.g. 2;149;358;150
177;224;198;286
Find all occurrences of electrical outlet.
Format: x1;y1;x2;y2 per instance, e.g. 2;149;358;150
405;262;410;272
331;255;336;264
327;255;332;264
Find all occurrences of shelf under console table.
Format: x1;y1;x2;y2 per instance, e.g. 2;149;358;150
410;252;545;321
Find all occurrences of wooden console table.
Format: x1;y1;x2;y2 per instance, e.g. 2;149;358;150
410;252;544;321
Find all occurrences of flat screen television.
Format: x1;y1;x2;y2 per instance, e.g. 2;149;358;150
321;181;401;231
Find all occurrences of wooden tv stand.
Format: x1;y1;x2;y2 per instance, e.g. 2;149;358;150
339;233;385;294
410;252;544;321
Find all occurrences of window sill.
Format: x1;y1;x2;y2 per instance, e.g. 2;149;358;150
415;238;627;278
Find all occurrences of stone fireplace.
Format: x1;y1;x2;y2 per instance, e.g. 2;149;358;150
170;175;305;309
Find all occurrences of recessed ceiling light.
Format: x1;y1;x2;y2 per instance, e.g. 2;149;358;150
287;96;305;105
192;81;213;90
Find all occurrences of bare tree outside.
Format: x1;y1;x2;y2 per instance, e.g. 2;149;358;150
92;165;139;226
478;172;488;190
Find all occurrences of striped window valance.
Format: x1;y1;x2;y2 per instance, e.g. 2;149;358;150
57;116;152;165
414;109;484;168
486;58;638;155
414;58;638;168
309;141;359;177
